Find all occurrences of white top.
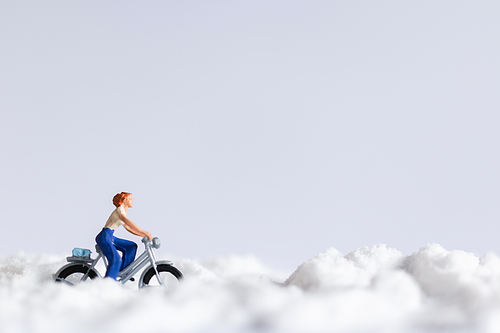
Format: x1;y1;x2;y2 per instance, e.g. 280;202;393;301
104;205;126;230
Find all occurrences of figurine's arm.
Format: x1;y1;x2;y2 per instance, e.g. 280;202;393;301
119;214;153;240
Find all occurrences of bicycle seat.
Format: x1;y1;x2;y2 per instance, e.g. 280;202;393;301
95;244;103;255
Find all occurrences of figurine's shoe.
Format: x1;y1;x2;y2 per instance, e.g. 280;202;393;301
116;277;134;283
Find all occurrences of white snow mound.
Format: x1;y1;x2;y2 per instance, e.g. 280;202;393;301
2;244;500;333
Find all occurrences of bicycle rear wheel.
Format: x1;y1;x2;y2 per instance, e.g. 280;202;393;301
55;264;99;286
139;264;183;289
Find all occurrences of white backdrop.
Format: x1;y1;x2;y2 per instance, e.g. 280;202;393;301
1;1;499;271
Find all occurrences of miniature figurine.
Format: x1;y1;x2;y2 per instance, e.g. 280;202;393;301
95;192;153;280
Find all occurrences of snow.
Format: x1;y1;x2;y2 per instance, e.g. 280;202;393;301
2;245;500;333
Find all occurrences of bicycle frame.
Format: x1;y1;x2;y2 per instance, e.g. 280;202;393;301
113;237;168;285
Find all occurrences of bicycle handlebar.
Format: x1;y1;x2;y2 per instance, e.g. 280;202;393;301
141;236;161;249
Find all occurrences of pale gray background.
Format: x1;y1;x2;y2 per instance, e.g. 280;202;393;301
1;1;499;271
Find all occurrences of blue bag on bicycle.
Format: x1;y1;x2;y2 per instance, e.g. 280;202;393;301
72;248;92;258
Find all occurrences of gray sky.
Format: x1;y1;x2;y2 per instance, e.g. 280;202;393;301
1;1;499;271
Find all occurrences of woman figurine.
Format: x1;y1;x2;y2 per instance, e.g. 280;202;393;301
95;192;152;280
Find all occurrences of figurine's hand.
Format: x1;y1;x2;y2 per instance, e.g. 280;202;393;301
145;231;153;241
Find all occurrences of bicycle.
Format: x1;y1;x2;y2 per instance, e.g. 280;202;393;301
53;236;183;288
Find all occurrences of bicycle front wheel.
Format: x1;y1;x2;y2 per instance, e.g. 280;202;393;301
139;264;183;289
55;264;99;286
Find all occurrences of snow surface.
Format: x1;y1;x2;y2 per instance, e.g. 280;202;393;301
2;244;500;333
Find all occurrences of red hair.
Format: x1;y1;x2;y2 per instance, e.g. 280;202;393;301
113;192;132;207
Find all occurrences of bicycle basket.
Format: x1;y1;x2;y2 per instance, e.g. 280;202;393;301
72;248;92;258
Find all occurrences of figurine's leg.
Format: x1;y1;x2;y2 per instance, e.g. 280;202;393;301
113;237;138;271
95;228;122;280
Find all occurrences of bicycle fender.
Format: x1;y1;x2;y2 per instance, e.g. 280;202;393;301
53;262;103;281
138;260;174;284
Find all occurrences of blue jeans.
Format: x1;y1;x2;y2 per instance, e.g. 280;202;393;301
95;228;137;280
